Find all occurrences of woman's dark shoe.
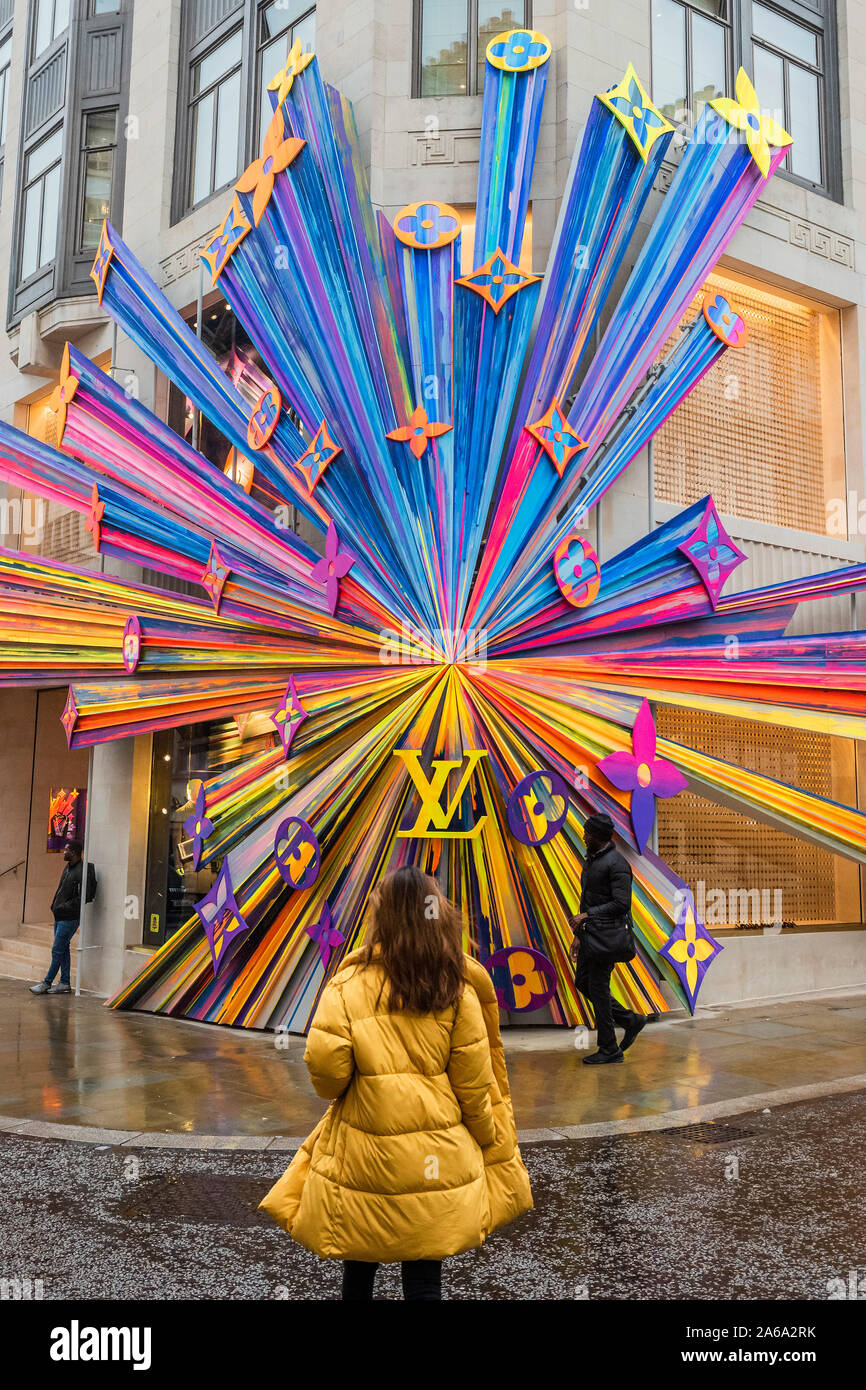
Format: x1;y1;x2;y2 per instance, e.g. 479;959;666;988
621;1016;647;1051
48;983;72;995
582;1049;624;1064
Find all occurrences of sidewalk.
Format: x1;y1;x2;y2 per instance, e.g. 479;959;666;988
0;975;863;1148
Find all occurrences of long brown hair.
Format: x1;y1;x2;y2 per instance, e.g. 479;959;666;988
360;866;465;1012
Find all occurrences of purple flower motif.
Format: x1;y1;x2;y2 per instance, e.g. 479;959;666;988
306;901;345;968
311;521;354;616
678;498;747;607
183;784;215;870
598;699;688;854
270;674;308;759
659;887;722;1013
196;861;252;977
488;29;548;70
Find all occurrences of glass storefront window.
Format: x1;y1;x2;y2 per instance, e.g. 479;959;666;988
144;717;276;947
656;709;861;929
653;271;845;537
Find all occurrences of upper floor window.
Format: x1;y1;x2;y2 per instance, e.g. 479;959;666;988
188;27;243;208
0;32;11;147
751;2;824;185
78;109;117;252
20;127;63;281
175;1;317;220
33;0;70;59
256;3;315;144
651;0;840;197
652;0;729;123
414;1;531;97
90;0;121;12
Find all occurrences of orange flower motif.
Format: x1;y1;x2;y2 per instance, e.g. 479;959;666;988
84;483;105;552
710;67;792;179
235;109;305;226
48;343;79;446
387;406;451;460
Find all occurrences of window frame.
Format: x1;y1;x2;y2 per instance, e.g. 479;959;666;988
186;23;245;212
412;0;533;100
652;0;733;124
32;0;70;63
76;106;118;256
254;0;315;149
18;124;64;286
651;0;842;201
0;18;12;205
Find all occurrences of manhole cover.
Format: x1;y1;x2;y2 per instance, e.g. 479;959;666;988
658;1122;758;1145
114;1174;271;1226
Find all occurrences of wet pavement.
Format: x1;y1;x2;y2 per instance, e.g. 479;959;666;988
1;1091;863;1300
0;975;864;1138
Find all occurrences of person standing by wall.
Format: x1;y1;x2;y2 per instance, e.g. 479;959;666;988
569;813;647;1064
29;841;97;996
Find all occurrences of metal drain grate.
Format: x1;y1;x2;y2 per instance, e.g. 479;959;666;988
658;1121;758;1145
114;1174;271;1227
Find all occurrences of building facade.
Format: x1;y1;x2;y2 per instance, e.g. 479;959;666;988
0;0;864;1008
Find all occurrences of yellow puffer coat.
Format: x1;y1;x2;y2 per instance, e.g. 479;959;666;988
261;950;533;1262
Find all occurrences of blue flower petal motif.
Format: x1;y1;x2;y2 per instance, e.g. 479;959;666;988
488;29;549;71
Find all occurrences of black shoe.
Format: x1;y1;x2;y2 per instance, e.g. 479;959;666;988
29;981;50;994
621;1016;647;1052
582;1049;624;1065
47;983;72;995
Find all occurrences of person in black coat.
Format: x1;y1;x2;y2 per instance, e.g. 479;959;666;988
29;841;96;996
569;813;647;1064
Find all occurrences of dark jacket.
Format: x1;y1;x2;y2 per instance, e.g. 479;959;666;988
579;842;632;925
51;860;97;923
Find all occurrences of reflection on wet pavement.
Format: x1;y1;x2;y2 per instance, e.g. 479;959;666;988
0;977;863;1135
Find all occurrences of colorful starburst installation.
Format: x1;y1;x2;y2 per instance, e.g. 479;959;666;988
1;32;864;1033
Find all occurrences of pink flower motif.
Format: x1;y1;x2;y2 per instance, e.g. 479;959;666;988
311;521;354;615
678;497;746;607
306;901;345;968
598;699;688;854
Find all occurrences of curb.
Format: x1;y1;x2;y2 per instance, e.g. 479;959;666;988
0;1072;863;1151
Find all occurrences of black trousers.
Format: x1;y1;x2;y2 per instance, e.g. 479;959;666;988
575;953;636;1053
342;1259;442;1301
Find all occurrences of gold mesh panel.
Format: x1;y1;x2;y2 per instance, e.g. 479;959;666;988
656;707;860;926
653;273;842;534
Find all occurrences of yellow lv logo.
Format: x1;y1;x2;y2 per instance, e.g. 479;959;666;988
394;749;488;839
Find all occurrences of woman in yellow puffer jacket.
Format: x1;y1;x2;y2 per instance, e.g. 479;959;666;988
260;865;533;1300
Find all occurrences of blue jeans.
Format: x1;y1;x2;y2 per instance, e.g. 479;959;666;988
46;919;78;986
